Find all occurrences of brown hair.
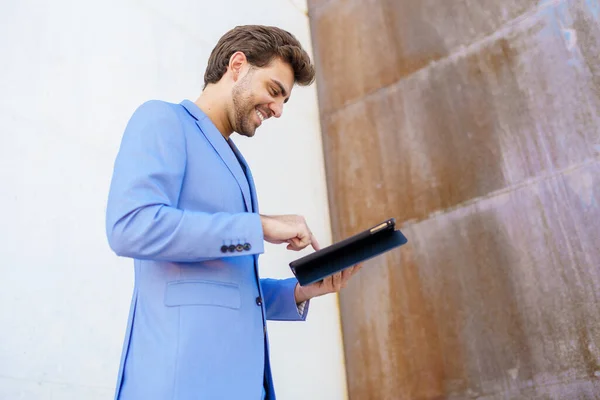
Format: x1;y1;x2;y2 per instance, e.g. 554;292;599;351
203;25;315;89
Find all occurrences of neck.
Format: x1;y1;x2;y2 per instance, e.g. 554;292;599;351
194;86;234;140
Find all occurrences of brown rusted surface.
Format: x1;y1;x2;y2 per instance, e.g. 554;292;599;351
310;0;600;398
320;0;600;235
340;161;600;399
308;0;541;113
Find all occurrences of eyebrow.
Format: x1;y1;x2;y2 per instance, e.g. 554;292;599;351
271;79;290;103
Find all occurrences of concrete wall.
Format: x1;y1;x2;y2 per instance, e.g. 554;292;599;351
308;0;600;398
0;1;347;399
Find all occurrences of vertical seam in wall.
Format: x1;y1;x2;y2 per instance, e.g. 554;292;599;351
307;0;337;16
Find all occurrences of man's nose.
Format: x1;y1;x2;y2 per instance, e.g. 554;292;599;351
269;102;283;118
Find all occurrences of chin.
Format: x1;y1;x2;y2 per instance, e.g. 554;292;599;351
233;119;257;138
237;128;256;138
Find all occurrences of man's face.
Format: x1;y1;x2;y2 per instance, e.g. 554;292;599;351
231;58;294;137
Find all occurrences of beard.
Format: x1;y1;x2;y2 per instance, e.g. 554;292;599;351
231;71;259;137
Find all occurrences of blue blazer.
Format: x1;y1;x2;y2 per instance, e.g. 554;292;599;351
106;99;308;400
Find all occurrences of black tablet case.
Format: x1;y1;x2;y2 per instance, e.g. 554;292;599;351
289;219;408;286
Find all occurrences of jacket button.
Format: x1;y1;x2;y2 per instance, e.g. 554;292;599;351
255;296;262;306
220;245;228;253
235;244;244;252
243;243;251;251
228;245;236;252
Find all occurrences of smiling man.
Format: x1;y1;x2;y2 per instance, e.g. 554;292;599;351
105;25;361;400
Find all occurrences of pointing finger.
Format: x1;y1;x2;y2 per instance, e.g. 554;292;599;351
310;232;321;251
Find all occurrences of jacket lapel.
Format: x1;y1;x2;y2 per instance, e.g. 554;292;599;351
180;100;252;212
229;140;259;214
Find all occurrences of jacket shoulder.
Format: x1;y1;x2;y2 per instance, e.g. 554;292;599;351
132;99;182;117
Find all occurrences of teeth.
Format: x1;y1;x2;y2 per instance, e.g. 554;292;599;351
255;109;265;122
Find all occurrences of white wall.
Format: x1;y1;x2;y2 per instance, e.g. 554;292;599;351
0;1;348;399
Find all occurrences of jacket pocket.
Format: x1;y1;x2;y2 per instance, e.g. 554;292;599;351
164;280;241;310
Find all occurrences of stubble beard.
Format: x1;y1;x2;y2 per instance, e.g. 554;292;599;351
232;73;257;137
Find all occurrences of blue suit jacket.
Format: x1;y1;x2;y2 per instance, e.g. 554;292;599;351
106;99;309;400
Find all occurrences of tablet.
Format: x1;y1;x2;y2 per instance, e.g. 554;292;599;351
289;218;408;286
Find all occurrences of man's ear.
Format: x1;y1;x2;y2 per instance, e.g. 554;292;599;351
228;51;247;82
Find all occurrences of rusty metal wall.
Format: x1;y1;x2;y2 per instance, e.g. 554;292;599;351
307;0;600;398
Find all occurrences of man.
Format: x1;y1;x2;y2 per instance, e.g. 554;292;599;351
106;25;361;400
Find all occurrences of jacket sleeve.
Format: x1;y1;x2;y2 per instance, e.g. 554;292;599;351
105;100;265;262
260;277;309;321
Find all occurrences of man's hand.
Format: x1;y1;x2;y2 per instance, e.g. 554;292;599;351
260;214;320;251
294;264;363;303
260;214;361;302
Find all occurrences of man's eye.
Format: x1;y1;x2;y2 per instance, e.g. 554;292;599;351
271;89;279;96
